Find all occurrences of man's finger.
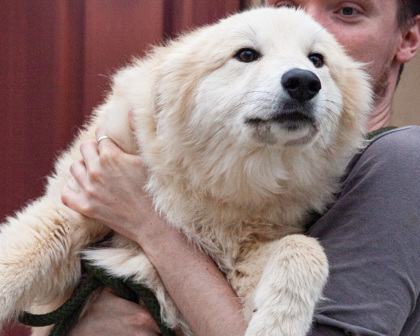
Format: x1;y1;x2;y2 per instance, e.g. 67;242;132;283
67;176;82;193
95;128;113;149
70;159;89;187
61;179;87;212
128;109;136;132
95;128;124;159
80;140;100;172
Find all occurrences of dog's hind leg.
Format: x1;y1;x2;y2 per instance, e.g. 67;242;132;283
243;235;328;336
0;196;109;330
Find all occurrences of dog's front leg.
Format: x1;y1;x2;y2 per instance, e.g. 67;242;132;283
243;235;328;336
0;197;109;329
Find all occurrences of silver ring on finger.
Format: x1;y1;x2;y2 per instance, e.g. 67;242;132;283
97;135;110;145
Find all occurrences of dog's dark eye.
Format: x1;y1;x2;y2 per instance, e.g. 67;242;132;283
235;48;261;63
309;53;325;68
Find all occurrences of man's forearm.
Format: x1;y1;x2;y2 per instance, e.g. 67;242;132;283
138;220;247;336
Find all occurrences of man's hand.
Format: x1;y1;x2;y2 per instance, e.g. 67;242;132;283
61;128;166;245
68;288;161;336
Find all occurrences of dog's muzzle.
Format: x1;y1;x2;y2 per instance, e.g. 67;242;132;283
246;68;321;131
244;69;321;144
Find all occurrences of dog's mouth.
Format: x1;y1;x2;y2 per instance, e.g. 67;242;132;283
244;106;318;146
246;110;316;131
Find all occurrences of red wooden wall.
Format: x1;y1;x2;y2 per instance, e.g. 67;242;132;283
0;1;244;334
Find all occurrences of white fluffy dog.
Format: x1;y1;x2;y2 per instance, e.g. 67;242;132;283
0;7;372;336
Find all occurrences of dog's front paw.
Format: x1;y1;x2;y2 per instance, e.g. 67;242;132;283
245;235;328;336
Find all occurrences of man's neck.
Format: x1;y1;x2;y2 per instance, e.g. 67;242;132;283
367;96;393;133
367;68;400;133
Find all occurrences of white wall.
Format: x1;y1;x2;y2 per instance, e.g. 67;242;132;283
392;52;420;126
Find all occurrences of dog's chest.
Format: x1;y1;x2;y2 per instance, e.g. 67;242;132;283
187;210;304;274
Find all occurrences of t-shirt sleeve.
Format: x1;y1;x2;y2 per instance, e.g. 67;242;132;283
307;126;420;336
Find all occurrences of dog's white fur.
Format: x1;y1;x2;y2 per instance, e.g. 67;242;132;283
0;7;372;336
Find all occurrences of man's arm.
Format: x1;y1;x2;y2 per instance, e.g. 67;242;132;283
139;221;247;336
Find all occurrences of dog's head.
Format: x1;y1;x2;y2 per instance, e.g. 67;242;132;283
117;7;372;205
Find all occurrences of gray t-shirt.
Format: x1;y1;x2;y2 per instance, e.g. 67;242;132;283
307;126;420;336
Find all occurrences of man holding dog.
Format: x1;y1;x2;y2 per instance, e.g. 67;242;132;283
62;0;420;335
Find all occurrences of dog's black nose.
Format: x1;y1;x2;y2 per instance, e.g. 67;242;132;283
281;69;321;101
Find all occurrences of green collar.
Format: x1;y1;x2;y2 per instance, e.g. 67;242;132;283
366;126;398;140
